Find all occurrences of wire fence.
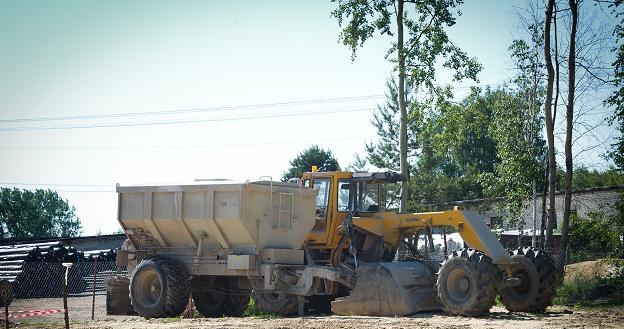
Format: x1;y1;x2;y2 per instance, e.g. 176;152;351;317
3;260;121;324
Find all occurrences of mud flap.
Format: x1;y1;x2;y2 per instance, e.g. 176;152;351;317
331;262;441;316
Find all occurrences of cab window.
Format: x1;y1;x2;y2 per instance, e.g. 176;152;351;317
356;182;379;212
337;180;380;212
312;178;331;229
337;180;350;211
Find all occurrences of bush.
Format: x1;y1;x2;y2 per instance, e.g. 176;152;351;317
242;298;280;318
555;260;624;306
569;212;624;263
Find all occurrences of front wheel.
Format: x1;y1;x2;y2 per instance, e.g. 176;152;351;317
193;276;250;317
251;291;298;315
499;247;562;312
436;248;498;316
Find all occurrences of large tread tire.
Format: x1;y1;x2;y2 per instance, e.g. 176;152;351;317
436;248;498;316
129;256;190;318
106;276;135;315
193;277;250;317
306;295;334;315
251;291;299;316
499;247;562;312
224;290;251;316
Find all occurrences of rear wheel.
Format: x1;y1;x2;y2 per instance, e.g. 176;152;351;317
499;247;562;312
129;256;190;318
251;291;298;315
307;295;334;314
436;248;498;316
193;277;250;317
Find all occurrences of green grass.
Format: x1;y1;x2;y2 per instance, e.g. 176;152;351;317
242;298;281;318
554;275;624;307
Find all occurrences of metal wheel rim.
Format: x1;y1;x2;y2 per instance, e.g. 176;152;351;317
136;271;162;307
510;267;531;297
446;267;472;302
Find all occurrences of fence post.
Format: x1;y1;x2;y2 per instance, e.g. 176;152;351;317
91;257;98;321
4;300;8;329
62;263;73;329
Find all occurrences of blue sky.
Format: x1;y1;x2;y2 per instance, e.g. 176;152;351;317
0;1;615;235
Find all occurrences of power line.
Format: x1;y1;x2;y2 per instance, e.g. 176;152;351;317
0;183;111;188
0;107;374;132
0;94;385;124
0;135;370;151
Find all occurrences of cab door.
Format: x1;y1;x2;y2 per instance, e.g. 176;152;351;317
304;172;350;248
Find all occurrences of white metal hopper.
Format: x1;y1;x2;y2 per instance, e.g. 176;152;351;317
116;180;318;254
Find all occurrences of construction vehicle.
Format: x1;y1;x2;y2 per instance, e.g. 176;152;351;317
108;170;562;318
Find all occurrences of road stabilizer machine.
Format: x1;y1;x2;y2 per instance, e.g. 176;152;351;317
108;170;562;318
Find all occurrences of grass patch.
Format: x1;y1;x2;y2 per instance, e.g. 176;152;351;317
555;262;624;307
242;297;281;318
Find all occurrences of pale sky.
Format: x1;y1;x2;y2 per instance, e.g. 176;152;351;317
0;1;616;235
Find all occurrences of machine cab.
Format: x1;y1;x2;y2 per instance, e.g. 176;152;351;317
301;170;403;248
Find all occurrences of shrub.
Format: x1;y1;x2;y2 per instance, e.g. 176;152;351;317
556;260;624;306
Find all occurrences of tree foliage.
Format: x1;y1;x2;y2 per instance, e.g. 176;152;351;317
0;188;82;239
332;0;481;211
282;145;340;181
608;0;624;170
331;0;481;87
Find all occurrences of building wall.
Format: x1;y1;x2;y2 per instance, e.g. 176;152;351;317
439;186;623;231
516;187;622;231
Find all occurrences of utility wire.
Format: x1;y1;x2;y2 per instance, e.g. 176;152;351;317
0;95;384;123
0;82;510;125
0;107;373;132
0;135;369;151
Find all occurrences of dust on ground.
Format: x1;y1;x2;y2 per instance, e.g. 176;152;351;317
11;306;624;329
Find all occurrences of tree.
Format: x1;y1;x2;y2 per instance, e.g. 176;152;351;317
0;188;82;239
505;15;548;246
543;0;558;249
608;0;624;168
332;0;481;212
282;145;340;181
560;0;578;266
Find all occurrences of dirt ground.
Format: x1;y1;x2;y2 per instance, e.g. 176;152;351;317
564;259;622;283
9;306;624;329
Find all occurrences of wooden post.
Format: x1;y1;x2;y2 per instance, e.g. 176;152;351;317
91;257;98;321
4;300;8;329
62;263;72;329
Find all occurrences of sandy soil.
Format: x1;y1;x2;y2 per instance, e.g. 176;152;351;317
9;306;624;329
565;259;623;283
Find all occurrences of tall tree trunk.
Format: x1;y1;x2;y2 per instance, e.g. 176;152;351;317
560;0;578;268
543;0;557;250
539;161;548;248
396;0;409;212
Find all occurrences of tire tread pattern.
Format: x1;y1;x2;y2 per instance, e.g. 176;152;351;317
436;248;498;316
501;247;563;312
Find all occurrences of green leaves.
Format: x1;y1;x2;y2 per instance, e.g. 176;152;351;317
0;188;82;239
282;145;340;181
332;0;480;87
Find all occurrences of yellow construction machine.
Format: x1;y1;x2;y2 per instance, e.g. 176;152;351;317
252;170;562;316
111;170;562;318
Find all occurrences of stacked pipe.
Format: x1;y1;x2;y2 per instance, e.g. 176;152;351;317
0;243;117;299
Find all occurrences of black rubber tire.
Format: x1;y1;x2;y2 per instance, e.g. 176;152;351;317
499;247;562;312
106;276;135;315
129;256;190;318
193;277;250;317
251;291;298;315
436;248;498;316
307;295;334;315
